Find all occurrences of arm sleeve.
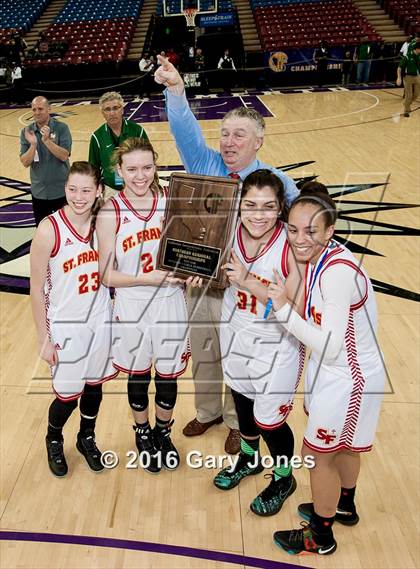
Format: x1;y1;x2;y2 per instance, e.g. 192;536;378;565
165;90;219;173
58;124;72;153
88;134;101;169
19;128;30;156
274;264;357;361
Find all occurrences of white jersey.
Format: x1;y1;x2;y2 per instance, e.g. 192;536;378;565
45;209;110;322
304;239;380;371
110;190;180;300
274;238;385;452
220;220;303;428
222;220;291;337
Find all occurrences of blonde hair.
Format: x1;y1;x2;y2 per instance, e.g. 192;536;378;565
111;137;162;195
99;91;124;108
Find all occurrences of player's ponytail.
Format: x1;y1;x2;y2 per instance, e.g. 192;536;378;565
111;137;162;196
66;161;104;248
290;181;337;226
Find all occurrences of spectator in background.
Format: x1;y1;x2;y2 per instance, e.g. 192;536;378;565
373;41;387;83
20;96;72;226
313;40;330;87
139;52;156;98
33;32;50;59
195;47;209;94
11;62;23;103
89;91;149;198
354;37;373;84
342;50;353;86
218;48;236;92
167;47;180;68
11;30;27;63
396;40;420;117
399;35;415;57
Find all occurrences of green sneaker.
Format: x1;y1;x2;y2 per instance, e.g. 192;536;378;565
213;452;263;490
250;473;297;516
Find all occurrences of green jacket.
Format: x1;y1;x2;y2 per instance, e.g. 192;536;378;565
89;119;148;189
399;49;420;76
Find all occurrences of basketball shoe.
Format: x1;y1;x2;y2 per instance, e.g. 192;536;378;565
213;452;264;490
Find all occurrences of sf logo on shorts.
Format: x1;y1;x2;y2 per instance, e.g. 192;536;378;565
316;427;337;445
279;403;292;417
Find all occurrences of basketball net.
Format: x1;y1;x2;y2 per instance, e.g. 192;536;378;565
183;8;198;28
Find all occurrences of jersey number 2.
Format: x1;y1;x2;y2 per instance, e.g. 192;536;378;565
141;253;154;273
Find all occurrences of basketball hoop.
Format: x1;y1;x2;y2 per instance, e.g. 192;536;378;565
183;7;198;28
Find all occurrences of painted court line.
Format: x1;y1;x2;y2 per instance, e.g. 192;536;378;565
0;531;311;569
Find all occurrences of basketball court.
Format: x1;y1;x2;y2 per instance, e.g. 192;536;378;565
0;84;419;568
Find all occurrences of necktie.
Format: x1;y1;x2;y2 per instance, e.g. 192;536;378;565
228;172;240;180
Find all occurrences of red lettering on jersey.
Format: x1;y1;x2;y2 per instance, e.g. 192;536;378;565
123;235;135;252
316;428;336;445
63;259;74;273
249;271;271;287
310;306;322;325
75;250;99;267
149;227;161;240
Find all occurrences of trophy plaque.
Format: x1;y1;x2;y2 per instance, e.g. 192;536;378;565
157;173;241;288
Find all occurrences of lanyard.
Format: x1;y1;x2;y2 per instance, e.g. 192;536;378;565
305;244;333;320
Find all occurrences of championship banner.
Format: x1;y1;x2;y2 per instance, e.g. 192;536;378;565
266;47;344;74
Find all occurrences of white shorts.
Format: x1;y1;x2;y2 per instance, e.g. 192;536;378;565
303;357;385;453
51;307;117;401
220;324;304;428
112;289;190;377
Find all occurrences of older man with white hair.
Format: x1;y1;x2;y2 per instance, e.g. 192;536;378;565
89;91;148;198
155;56;299;454
20;96;72;226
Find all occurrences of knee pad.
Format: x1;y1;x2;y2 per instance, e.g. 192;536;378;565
259;422;294;460
231;389;259;437
128;372;151;412
154;373;177;411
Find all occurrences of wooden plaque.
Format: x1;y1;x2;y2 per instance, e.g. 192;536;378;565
157;173;241;288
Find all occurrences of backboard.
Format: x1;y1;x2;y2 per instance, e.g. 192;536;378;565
163;0;218;18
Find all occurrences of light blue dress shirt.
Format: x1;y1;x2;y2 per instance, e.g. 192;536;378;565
165;90;299;205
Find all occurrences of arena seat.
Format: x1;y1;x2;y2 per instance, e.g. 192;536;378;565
252;0;381;50
0;0;50;32
381;0;420;35
23;0;143;67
